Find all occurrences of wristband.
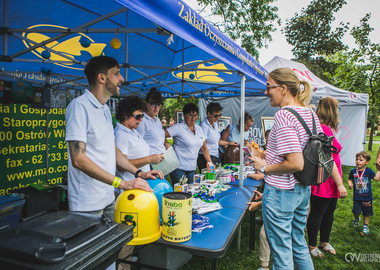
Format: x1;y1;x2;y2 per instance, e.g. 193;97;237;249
112;177;121;188
134;169;143;178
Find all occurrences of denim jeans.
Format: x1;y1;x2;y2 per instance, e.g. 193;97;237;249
170;169;195;186
75;201;115;221
262;183;314;270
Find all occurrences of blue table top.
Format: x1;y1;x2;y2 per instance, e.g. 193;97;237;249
155;183;256;258
228;177;262;187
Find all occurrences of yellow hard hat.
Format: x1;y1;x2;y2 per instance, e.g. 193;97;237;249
114;189;161;245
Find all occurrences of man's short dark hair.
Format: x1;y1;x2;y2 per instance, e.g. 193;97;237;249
84;56;119;86
183;103;198;115
116;95;146;122
206;102;223;114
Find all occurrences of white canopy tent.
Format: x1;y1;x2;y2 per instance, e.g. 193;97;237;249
199;56;369;166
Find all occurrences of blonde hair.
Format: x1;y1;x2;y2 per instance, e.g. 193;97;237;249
239;112;254;124
268;67;312;107
316;97;340;131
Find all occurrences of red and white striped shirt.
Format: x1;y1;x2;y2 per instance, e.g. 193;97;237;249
265;106;322;189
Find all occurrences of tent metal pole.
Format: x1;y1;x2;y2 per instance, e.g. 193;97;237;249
124;9;129;81
236;73;246;253
3;0;8;56
239;74;245;187
181;39;184;94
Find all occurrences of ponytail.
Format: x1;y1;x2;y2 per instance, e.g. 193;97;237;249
296;80;312;107
268;68;312;107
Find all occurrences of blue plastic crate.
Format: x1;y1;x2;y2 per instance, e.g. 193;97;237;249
0;195;25;230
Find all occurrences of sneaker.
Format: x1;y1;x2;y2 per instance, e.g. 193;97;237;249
362;225;369;235
353;218;360;227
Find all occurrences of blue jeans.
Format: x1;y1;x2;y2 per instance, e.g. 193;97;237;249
262;183;314;270
170;169;195;186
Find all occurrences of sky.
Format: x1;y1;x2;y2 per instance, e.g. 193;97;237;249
186;0;380;65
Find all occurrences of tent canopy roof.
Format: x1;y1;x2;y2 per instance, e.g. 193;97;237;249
264;56;369;105
1;0;268;98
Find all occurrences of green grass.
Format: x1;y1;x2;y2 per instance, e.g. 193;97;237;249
180;144;380;270
366;135;380;142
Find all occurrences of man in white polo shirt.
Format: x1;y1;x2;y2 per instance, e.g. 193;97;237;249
65;56;162;219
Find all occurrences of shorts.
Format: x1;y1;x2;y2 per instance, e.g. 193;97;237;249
352;200;373;216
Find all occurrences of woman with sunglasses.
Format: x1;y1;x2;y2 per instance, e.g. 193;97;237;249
136;88;170;155
249;67;329;269
197;102;235;171
114;95;165;185
165;103;212;185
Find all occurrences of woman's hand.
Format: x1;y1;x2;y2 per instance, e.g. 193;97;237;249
253;190;263;200
337;184;348;198
247;201;262;212
149;154;165;164
249;156;266;171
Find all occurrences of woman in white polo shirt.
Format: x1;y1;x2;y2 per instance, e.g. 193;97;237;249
197;102;236;171
165;103;212;185
115;95;165;183
136;88;170;155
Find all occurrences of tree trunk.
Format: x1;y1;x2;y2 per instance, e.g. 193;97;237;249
368;122;374;151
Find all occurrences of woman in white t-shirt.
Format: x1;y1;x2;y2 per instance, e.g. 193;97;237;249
115;96;165;182
165;103;212;185
249;68;342;269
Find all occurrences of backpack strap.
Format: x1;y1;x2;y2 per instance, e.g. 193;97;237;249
283;107;316;136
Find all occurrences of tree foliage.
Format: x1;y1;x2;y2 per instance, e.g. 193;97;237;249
159;97;199;124
324;13;380;149
283;0;349;79
194;0;279;59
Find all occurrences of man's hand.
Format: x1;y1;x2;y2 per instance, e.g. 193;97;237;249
119;177;153;192
142;170;164;180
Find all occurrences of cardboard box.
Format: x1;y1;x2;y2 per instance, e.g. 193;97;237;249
193;174;204;184
174;183;188;193
202;180;219;189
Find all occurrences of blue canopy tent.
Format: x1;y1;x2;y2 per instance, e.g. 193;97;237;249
1;0;268;98
1;0;269;250
1;0;269;176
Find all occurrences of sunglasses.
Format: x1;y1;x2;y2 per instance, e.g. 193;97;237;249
212;113;222;118
132;113;144;120
266;84;282;91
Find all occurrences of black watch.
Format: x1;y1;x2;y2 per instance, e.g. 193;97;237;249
134;169;143;178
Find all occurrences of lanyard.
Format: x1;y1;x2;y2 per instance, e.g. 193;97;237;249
356;168;366;185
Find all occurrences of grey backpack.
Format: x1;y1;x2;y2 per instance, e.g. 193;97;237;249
284;108;337;186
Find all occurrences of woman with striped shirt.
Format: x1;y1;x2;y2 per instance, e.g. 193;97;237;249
250;67;343;269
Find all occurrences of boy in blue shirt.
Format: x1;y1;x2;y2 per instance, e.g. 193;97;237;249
348;151;380;235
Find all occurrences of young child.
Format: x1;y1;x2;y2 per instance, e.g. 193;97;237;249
348;151;380;235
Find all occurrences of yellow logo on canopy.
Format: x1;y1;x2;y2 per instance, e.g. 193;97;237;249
22;24;106;70
173;61;232;83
